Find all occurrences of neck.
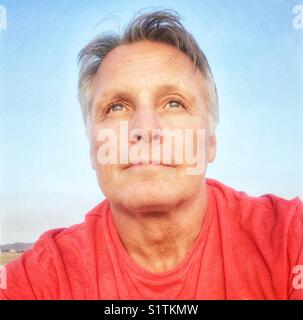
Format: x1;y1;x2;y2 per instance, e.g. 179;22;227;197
110;185;208;273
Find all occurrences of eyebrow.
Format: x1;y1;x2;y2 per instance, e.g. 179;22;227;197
94;82;197;108
156;84;197;104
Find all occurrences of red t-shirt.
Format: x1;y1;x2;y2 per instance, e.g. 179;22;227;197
1;179;303;300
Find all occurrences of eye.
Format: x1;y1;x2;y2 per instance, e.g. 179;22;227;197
106;103;127;113
165;100;184;109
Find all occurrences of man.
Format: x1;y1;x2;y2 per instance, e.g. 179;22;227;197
1;9;302;300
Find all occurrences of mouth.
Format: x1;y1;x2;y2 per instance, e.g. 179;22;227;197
123;162;176;170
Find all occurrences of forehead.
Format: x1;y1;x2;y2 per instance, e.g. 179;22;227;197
93;41;205;99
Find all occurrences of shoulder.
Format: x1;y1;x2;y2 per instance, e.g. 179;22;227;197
206;179;303;299
34;199;110;252
5;199;109;270
206;178;303;236
207;178;302;215
1;200;110;299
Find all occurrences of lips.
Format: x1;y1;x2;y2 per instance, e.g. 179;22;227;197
123;161;175;170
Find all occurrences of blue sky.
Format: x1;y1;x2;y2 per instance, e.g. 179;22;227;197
0;0;302;243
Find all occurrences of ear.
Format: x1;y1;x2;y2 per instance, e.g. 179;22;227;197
207;134;217;163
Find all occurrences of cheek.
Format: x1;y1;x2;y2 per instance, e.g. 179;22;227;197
162;113;194;128
89;123;120;165
187;129;207;166
89;135;100;166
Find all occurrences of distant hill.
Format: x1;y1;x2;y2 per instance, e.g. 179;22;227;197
0;242;33;252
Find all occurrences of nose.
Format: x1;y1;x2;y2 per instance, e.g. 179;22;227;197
129;104;163;144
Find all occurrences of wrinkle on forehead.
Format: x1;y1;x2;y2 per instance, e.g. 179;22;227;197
92;41;206;108
97;41;200;81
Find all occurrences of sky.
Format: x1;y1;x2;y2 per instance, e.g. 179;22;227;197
0;0;302;244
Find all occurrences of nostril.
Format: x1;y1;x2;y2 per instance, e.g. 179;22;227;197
153;134;160;141
153;134;163;144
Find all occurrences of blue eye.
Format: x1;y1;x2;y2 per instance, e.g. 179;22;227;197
107;103;125;113
166;100;183;109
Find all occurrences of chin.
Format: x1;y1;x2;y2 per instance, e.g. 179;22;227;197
117;184;185;212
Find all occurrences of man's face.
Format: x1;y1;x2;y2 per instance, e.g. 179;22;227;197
87;40;216;212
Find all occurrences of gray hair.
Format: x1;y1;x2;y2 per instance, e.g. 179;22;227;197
78;9;219;132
